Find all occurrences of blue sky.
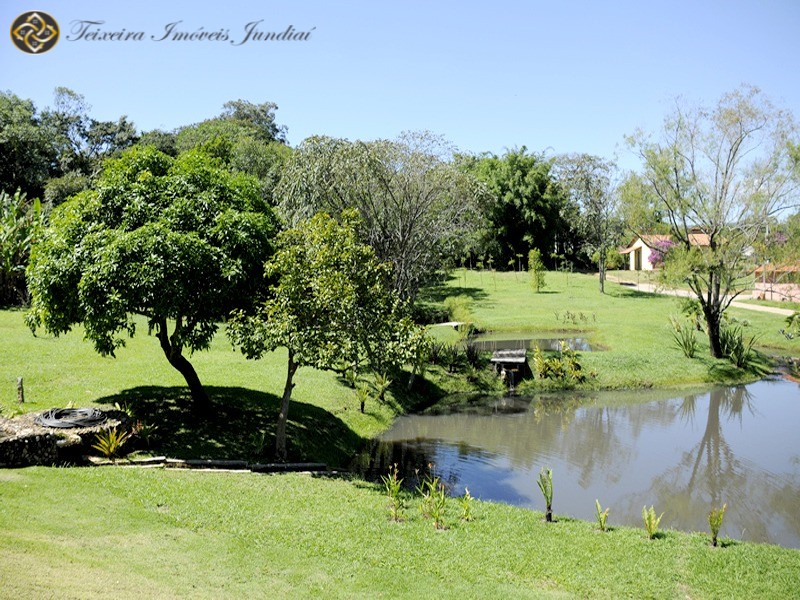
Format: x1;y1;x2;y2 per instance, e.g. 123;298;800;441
3;0;799;171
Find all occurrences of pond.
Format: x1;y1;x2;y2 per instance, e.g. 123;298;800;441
468;330;596;352
354;379;800;548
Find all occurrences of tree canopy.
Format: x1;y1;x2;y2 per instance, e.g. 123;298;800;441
629;85;800;357
228;210;424;460
459;147;571;271
277;132;487;302
554;153;622;293
26;145;277;409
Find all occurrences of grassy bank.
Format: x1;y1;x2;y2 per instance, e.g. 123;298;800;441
0;309;407;467
3;269;798;463
1;467;798;599
423;269;798;389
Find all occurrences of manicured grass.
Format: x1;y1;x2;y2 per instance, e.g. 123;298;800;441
0;309;403;467
737;297;800;311
422;269;798;389
1;467;798;599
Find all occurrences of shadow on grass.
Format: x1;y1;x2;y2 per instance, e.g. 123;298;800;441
607;286;664;300
417;283;489;304
94;385;362;468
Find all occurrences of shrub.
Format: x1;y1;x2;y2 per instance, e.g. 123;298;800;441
532;342;586;384
443;295;474;324
92;428;130;461
355;385;372;414
670;315;698;358
381;464;405;522
528;249;546;293
719;323;758;369
595;499;610;532
642;505;664;540
459;487;475;522
416;469;448;530
709;503;727;547
537;467;553;522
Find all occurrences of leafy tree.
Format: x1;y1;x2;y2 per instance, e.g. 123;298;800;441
228;211;424;460
628;85;800;357
176;100;287;151
528;248;546;292
137;129;178;156
43;170;90;208
1;88;137;201
277;132;487;302
0;92;57;198
176;101;290;205
555;154;622;293
26;146;277;410
0;190;43;306
459;147;570;270
44;87;138;176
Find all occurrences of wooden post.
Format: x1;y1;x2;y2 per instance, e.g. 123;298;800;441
17;377;24;404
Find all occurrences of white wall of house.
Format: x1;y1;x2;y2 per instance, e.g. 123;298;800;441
625;238;655;271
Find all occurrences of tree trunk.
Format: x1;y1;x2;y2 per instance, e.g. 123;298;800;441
156;318;211;413
275;350;298;462
703;305;724;358
598;254;606;295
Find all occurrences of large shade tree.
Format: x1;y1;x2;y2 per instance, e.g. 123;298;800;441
628;85;800;357
175;100;291;205
459;147;572;270
26;145;277;410
228;211;425;460
277;132;487;302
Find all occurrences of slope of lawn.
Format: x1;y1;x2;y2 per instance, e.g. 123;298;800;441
0;308;400;466
424;269;798;388
1;467;798;600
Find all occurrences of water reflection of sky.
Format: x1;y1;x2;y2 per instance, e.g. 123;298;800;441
371;379;800;548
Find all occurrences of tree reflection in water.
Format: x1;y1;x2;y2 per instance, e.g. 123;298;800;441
353;380;800;547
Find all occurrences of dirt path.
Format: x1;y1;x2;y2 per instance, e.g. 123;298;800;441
607;276;796;317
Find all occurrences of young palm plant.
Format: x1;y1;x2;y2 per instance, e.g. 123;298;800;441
709;503;727;547
642;505;664;540
381;464;405;522
537;467;554;522
595;499;610;532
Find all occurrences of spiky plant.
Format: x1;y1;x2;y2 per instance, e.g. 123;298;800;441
709;503;727;547
642;505;664;540
537;467;553;522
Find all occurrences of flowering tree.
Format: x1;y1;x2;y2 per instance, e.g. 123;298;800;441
648;239;676;268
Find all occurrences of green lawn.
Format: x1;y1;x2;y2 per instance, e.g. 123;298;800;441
424;269;798;388
0;309;401;467
1;467;798;599
3;273;800;597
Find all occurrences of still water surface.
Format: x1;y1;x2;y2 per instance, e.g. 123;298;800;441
357;379;800;548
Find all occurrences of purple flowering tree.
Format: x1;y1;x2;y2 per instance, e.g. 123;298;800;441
648;239;675;268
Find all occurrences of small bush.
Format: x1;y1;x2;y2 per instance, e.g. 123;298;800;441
92;428;130;461
381;464;405;522
670;315;698;358
459;487;475;522
532;342;586;384
528;249;547;293
595;499;610;532
719;323;758;369
416;470;448;530
537;467;553;522
709;503;727;547
443;295;474;324
642;505;664;540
